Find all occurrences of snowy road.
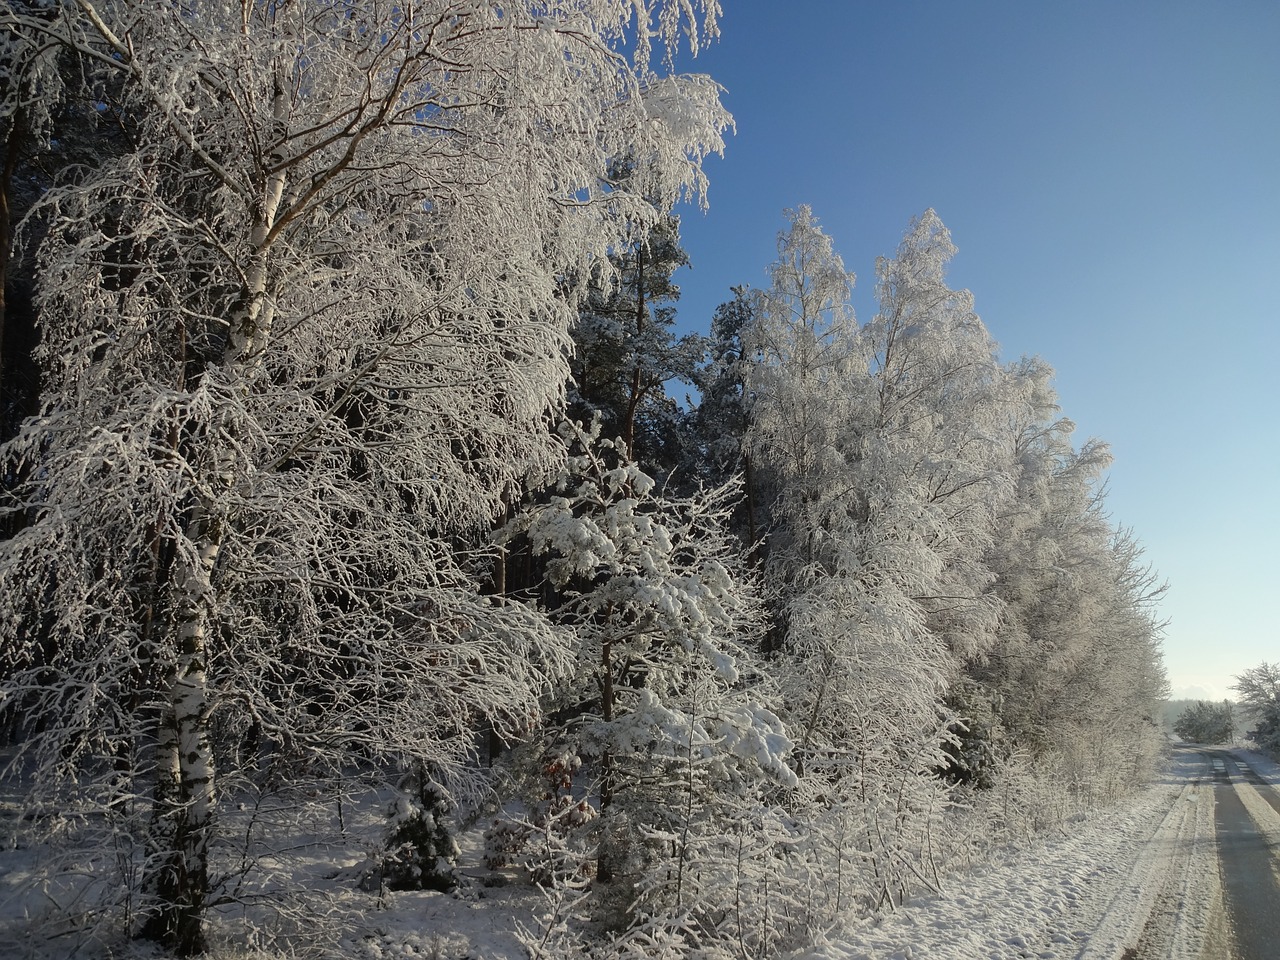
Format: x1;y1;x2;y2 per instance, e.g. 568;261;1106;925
798;746;1280;960
1200;750;1280;960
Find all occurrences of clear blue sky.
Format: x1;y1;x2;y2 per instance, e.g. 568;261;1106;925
669;0;1279;700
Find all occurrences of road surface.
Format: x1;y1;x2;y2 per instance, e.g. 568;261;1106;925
1128;745;1280;960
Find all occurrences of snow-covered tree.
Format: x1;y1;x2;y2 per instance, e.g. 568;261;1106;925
2;2;133;529
1234;663;1280;756
975;365;1167;805
978;402;1115;753
683;284;761;568
687;285;754;486
860;210;1024;662
1172;700;1234;745
0;0;56;394
740;208;1042;910
0;1;730;953
745;208;1022;757
742;205;861;583
569;171;707;476
500;423;795;928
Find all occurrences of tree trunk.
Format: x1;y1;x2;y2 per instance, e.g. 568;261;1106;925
598;632;616;811
141;701;182;940
138;78;285;941
141;511;220;956
621;241;646;457
596;630;617;883
0;103;22;385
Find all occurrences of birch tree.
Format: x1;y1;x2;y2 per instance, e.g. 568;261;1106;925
0;1;730;953
975;364;1167;805
740;205;863;611
743;209;1034;906
744;209;1019;757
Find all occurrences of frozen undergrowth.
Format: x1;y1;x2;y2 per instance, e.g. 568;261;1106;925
0;749;1238;959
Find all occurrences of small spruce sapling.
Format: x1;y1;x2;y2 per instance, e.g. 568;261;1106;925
377;768;459;892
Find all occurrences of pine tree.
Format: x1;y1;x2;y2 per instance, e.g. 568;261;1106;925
569;166;706;476
689;286;754;482
501;422;795;924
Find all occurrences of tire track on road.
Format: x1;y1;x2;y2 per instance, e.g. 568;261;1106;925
1135;786;1220;959
1210;752;1280;960
1222;751;1280;819
1078;760;1199;960
1132;749;1225;960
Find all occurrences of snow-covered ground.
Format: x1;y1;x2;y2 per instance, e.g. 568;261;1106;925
794;747;1232;960
5;747;1272;959
297;750;1220;960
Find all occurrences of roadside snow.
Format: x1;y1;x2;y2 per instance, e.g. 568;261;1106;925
1233;746;1280;785
792;749;1217;960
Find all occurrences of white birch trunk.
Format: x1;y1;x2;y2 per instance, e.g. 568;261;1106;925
143;75;287;944
143;481;228;955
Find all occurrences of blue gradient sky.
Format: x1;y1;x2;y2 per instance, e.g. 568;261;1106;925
670;1;1279;699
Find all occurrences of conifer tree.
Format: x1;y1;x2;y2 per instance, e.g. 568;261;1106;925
570;165;706;476
501;423;795;919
